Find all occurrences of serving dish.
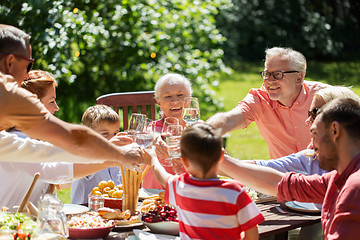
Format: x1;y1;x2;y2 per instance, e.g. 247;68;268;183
68;224;115;239
139;214;179;236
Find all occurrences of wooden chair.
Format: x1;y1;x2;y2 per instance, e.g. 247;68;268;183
96;91;157;130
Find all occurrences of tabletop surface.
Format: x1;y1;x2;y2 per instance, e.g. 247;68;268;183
100;200;322;240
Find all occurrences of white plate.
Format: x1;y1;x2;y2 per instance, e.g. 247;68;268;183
114;222;143;229
139;188;164;199
63;204;89;215
285;201;321;213
132;229;180;240
139;214;179;236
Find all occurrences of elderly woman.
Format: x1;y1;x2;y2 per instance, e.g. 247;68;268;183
142;73;192;189
0;70;121;208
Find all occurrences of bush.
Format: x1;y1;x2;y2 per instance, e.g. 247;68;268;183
0;0;232;122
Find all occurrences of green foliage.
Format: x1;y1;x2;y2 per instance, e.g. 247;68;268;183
217;0;360;62
0;0;232;122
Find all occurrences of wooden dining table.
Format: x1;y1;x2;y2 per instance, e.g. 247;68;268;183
103;200;321;240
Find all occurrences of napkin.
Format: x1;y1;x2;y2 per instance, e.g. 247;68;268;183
133;229;180;240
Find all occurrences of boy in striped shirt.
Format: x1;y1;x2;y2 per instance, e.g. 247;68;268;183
147;122;264;239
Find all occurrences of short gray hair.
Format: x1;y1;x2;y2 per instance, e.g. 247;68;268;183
265;47;307;73
315;86;360;104
154;73;192;99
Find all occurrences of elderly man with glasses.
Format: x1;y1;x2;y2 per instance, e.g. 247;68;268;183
207;47;330;159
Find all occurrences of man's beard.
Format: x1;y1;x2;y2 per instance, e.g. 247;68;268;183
318;133;338;171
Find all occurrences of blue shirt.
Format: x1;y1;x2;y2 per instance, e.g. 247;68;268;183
70;167;122;204
254;149;328;176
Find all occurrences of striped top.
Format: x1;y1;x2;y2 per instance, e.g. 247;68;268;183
165;173;264;240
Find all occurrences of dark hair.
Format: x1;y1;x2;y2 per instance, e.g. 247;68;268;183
319;98;360;140
22;70;57;99
180;123;223;175
0;24;30;55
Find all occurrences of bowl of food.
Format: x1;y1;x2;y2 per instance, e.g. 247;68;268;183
140;205;179;236
67;212;115;239
68;224;114;239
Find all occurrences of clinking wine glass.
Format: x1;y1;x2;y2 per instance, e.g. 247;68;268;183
134;119;155;149
182;97;200;126
130;119;155;172
161;117;179;141
126;113;147;139
161;118;180;167
165;125;183;167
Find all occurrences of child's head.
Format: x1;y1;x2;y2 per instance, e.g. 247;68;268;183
180;123;223;175
82;105;120;140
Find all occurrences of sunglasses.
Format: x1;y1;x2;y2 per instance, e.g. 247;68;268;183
308;108;319;121
0;53;35;73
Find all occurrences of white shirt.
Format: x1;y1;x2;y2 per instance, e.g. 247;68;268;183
0;130;77;208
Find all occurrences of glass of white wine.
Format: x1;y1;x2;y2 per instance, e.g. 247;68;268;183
182;97;200;126
126;113;147;139
165;124;183;166
134;118;155;149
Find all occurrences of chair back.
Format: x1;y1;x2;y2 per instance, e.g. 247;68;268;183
96;91;157;130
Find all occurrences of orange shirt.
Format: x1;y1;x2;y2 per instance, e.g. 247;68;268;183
237;80;328;158
0;74;50;131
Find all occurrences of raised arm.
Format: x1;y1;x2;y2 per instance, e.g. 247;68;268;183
143;148;172;188
219;155;284;197
23;115;143;164
73;161;120;179
206;108;247;135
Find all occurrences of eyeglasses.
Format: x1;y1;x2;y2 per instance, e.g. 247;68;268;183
0;53;35;73
308;108;319;121
260;70;299;80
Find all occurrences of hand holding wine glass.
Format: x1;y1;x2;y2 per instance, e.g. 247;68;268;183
134;119;155;149
182;97;200;126
126;113;147;138
166;125;183;165
161;117;179;141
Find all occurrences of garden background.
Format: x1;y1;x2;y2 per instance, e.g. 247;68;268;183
1;0;360;203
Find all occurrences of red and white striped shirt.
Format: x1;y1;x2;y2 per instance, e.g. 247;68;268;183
165;173;264;240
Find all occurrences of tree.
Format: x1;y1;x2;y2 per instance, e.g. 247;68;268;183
0;0;232;122
217;0;360;62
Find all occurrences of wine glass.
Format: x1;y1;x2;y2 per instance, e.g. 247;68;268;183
134;119;155;149
161;117;179;141
126;113;147;138
182;97;200;126
165;125;183;166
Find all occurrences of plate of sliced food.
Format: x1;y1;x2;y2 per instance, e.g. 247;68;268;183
97;207;142;228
